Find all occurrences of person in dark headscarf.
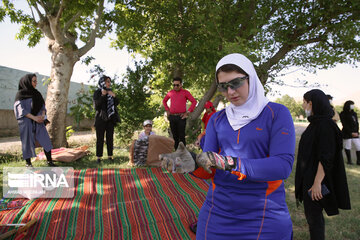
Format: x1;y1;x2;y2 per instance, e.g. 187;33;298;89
339;100;360;165
93;75;120;163
295;89;351;240
326;94;340;122
14;73;55;167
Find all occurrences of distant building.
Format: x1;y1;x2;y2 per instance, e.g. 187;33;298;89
0;65;93;136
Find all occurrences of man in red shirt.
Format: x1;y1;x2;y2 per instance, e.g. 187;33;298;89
163;77;197;149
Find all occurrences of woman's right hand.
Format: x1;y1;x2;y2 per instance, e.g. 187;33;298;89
33;115;44;123
308;183;322;201
101;89;107;95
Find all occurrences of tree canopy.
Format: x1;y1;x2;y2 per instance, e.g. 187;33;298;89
110;0;360;131
1;0;116;147
112;0;360;91
2;0;360;144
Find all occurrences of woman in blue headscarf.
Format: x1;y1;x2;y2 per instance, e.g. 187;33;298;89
93;75;120;163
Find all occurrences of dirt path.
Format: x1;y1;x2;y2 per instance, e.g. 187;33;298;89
0;131;96;154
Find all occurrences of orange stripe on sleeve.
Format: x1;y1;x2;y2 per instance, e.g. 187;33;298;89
214;110;225;124
266;180;283;196
266;105;274;119
231;171;247;180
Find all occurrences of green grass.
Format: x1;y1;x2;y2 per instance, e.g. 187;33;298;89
0;130;359;239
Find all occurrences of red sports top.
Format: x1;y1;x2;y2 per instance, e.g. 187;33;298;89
201;109;216;129
162;89;197;114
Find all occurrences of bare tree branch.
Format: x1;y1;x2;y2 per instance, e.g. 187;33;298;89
27;0;44;20
38;0;49;13
28;1;55;40
55;0;66;23
64;11;83;32
78;0;105;57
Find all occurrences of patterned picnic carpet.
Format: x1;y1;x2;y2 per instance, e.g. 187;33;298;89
0;168;209;239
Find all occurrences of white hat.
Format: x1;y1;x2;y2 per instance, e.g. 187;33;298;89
143;120;153;126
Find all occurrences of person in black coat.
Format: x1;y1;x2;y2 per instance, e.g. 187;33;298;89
295;89;351;240
339;100;360;165
93;76;120;163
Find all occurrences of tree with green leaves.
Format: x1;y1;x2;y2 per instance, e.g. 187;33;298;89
112;0;360;130
113;61;158;144
69;84;95;130
1;0;114;147
275;95;304;119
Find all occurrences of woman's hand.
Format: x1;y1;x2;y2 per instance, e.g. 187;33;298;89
101;89;107;95
308;183;323;201
33;115;44;123
107;91;115;97
196;152;236;173
352;132;359;138
25;114;44;123
309;162;325;201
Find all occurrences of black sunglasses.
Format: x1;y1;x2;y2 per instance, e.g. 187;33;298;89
173;84;180;87
217;76;248;92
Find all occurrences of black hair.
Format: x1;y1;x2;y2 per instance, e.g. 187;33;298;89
343;100;354;112
303;89;333;117
173;77;182;83
215;64;248;83
326;94;333;100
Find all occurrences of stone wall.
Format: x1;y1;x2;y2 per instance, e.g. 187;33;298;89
0;109;93;137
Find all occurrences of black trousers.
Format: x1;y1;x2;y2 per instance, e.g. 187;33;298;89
168;115;186;150
304;191;325;240
95;121;115;157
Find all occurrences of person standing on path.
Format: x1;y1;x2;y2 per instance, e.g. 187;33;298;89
14;73;55;167
162;77;197;150
93;75;120;164
295;89;351;240
339;100;360;165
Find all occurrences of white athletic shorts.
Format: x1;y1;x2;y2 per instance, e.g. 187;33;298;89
344;138;360;151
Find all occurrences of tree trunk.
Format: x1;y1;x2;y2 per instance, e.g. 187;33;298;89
45;41;78;148
186;79;217;131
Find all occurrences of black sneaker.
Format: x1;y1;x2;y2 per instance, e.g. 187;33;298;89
25;159;33;168
47;161;56;167
97;158;101;164
26;163;33;168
